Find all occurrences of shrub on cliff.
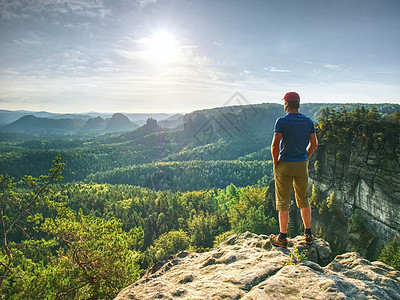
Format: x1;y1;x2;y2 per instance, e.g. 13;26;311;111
316;106;400;161
351;208;365;232
145;230;190;265
379;237;400;271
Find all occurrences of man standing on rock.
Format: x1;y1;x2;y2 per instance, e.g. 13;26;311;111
270;92;318;247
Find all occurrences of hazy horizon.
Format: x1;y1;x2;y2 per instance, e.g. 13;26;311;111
3;99;400;116
1;0;399;113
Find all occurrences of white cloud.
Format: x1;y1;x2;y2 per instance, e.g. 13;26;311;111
0;0;111;21
324;64;341;70
136;0;157;9
12;38;41;46
301;80;400;103
0;98;11;103
264;66;291;73
64;22;91;29
0;0;23;20
1;64;399;114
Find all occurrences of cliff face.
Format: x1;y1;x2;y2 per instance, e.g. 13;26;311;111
115;232;399;299
308;142;400;257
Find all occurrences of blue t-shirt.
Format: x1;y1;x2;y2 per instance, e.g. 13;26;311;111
274;113;315;162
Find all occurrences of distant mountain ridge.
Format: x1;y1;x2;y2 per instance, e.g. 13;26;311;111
1;113;141;135
0;109;93;126
158;114;184;129
2;115;86;134
1;103;398;130
0;109;175;128
0;111;179;135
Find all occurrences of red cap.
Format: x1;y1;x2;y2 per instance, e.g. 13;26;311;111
282;92;300;102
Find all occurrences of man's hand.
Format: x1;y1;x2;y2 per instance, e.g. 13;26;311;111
307;133;318;159
271;132;282;168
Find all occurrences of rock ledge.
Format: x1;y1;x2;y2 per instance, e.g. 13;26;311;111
115;232;400;300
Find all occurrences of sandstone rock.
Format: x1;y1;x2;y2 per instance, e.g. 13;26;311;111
308;146;400;257
114;232;399;299
244;253;399;300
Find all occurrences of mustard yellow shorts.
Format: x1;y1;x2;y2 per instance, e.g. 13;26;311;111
274;160;310;211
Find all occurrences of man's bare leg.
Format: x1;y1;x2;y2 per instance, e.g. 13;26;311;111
279;210;289;234
300;206;311;229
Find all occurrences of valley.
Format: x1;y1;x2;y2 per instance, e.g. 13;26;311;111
0;102;399;298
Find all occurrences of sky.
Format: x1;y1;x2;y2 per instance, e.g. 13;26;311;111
0;0;399;113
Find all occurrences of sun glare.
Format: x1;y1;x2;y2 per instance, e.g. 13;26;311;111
148;30;178;64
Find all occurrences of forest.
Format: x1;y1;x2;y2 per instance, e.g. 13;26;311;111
0;103;399;299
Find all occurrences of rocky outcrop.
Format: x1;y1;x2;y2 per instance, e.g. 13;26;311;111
80;116;107;132
121;118;162;141
308;144;400;257
105;113;138;132
114;232;399;299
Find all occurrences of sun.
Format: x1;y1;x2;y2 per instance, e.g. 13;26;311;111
147;30;178;64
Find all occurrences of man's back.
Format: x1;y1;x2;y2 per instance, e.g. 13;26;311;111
274;112;315;162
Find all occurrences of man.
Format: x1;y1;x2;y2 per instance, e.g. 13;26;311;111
269;92;318;247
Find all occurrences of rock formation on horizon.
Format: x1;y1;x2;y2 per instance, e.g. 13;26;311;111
105;113;138;132
115;232;399;299
121;117;162;140
80;116;107;132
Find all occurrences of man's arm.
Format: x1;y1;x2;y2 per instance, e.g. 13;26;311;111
271;132;282;168
307;133;318;159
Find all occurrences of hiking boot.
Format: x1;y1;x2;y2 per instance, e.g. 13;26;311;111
305;233;313;244
269;234;288;248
